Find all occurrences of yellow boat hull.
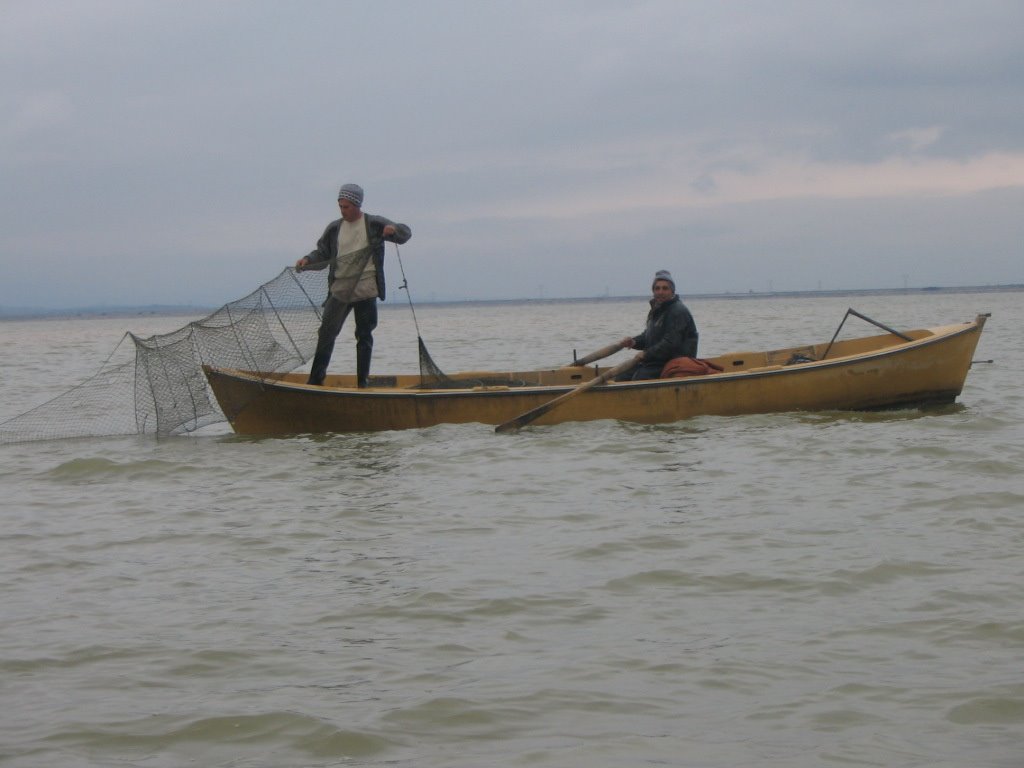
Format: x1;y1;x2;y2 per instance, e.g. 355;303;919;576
203;315;987;435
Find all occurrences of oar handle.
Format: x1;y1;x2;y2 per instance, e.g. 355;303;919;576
566;340;626;367
495;354;641;434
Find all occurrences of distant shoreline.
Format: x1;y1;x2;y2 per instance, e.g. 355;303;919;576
2;283;1021;321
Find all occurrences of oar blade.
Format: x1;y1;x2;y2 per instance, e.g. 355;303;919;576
494;401;559;434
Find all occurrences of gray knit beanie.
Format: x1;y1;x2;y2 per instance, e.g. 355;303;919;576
337;183;364;207
653;270;675;289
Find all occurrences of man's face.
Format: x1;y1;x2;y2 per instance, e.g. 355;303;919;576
652;280;675;304
338;199;362;222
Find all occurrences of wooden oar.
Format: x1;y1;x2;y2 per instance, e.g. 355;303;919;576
495;354;641;434
565;340;626;367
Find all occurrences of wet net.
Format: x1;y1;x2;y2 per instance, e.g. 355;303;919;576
1;265;451;443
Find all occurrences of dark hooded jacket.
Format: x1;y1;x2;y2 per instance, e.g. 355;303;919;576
632;295;699;364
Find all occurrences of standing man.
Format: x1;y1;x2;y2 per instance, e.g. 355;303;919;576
618;270;699;380
295;183;412;387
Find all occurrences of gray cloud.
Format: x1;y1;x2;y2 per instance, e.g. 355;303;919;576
1;0;1022;308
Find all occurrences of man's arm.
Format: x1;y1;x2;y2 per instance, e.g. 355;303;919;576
369;215;411;245
295;221;339;271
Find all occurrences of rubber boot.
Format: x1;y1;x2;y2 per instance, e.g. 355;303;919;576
356;347;371;388
307;349;330;386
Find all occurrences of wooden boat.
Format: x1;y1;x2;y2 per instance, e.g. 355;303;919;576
202;313;988;435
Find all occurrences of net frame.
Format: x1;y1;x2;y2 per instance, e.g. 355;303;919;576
1;268;324;442
2;244;456;442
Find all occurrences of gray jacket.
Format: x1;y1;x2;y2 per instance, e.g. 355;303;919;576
302;214;411;301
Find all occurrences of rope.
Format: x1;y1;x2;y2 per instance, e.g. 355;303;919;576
394;242;423;338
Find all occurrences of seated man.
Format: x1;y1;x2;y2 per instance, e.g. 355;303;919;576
619;270;699;380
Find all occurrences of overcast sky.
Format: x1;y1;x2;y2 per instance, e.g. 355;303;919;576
2;0;1022;308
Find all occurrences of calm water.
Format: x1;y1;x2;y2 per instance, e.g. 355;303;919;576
1;292;1022;767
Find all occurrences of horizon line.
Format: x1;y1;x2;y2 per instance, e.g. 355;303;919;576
2;282;1022;320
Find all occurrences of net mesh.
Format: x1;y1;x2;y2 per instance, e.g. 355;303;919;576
0;267;451;443
415;336;457;388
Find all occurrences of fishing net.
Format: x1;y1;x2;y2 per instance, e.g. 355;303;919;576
416;336;456;388
1;264;451;443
